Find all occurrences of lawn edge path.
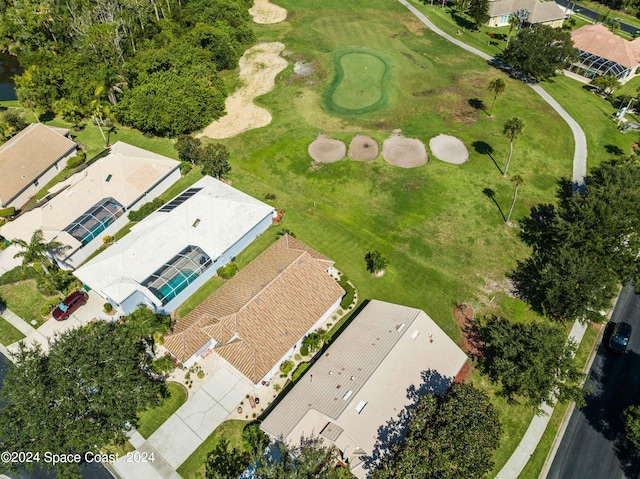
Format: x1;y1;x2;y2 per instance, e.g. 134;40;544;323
396;1;589;477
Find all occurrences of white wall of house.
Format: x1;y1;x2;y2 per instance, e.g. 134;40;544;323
257;296;342;387
7;147;77;209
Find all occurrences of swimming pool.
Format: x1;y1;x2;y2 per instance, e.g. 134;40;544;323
156;269;198;303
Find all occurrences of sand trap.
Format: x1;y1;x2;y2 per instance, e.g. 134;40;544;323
382;134;428;168
429;134;469;164
308;135;346;163
249;0;287;24
348;135;379;162
199;42;287;139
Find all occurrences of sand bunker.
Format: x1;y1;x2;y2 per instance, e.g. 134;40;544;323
348;135;379;162
382;134;428;168
249;0;287;24
199;42;287;139
429;134;469;164
308;135;346;163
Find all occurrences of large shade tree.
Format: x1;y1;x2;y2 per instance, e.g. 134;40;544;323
372;382;502;479
479;316;584;405
499;24;578;80
0;320;166;478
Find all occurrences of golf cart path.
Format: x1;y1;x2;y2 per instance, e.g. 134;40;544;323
397;1;589;478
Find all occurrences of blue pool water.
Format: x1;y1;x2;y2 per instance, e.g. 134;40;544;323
80;217;112;245
157;269;198;303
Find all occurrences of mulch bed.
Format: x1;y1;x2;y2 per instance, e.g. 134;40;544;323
453;304;484;360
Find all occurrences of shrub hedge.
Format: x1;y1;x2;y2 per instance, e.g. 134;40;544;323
217;263;238;279
127;198;165;221
0;266;38;286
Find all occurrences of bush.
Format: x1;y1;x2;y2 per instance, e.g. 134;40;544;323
151;355;175;375
279;360;294;375
338;276;356;309
127;198;164;221
265;193;276;201
40;298;61;317
0;266;38;286
36;270;81;296
0;207;16;218
104;302;113;313
66;155;85;169
102;235;115;244
216;263;238;279
300;343;310;357
180;161;193;175
243;422;270;456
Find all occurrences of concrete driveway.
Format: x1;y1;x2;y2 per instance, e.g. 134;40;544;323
37;289;104;338
0;245;22;275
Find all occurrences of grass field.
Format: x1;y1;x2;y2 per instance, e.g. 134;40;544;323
0;280;50;327
136;382;188;439
325;50;390;113
0;316;25;345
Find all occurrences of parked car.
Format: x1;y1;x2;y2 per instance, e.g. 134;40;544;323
52;290;89;321
609;321;633;353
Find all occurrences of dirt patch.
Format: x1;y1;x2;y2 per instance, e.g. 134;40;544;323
454;304;483;360
429;134;469;164
293;61;314;76
249;0;287;24
199;42;287;139
308;135;346;163
382;134;428;168
454;362;470;383
348;135;379;162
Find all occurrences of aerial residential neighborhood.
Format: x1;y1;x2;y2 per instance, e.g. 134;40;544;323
0;0;640;479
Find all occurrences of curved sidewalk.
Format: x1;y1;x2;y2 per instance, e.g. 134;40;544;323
396;1;589;477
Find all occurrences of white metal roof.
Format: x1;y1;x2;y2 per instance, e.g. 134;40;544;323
74;176;274;303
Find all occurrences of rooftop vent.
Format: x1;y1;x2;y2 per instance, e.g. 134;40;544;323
105;174;112;182
343;390;353;400
411;330;420;340
355;400;368;414
396;323;406;332
192;218;200;228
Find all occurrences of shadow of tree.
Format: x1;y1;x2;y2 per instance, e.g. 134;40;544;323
482;187;506;221
605;144;625;156
363;369;451;473
450;11;476;30
472;140;503;174
468;98;486;112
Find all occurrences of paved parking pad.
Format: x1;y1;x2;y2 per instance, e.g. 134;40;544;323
147;364;252;469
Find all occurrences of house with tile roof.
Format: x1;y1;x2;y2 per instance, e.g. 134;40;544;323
487;0;565;28
74;175;275;315
570;24;640;81
260;300;468;479
163;234;345;381
0;123;77;209
0;141;181;269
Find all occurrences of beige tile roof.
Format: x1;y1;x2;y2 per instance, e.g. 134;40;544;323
164;235;345;382
572;24;640;69
260;300;468;468
0;123;76;206
488;0;565;23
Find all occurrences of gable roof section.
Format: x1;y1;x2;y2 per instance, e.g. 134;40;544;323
0;123;76;206
0;141;180;254
260;300;468;461
572;24;640;68
74;176;275;304
488;0;565;23
164;235;345;383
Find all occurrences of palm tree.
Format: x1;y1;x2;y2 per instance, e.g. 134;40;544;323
12;229;65;274
506;175;524;225
503;116;525;177
488;78;507;116
506;15;520;46
365;250;388;275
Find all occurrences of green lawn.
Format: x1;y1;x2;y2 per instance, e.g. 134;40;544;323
177;420;248;479
136;382;188;439
0;316;25;345
0;280;51;327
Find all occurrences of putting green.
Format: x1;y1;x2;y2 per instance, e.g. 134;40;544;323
325;50;390;114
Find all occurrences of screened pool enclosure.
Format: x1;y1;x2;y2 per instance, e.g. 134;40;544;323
64;197;124;246
142;245;213;304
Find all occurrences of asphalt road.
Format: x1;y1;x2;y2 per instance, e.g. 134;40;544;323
547;285;640;479
556;0;639;35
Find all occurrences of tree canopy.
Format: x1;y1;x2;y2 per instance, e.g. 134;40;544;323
511;159;640;322
499;24;578;80
0;0;255;135
479;316;584;405
0;320;166;478
372;382;501;479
